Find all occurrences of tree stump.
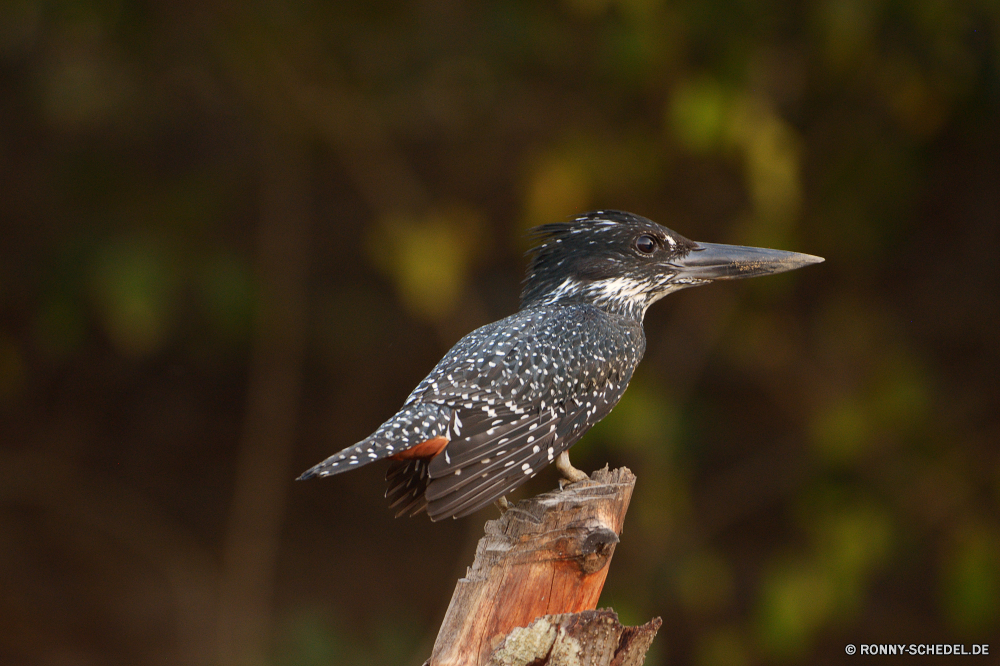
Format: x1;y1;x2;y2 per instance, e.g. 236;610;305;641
486;610;661;666
427;466;660;666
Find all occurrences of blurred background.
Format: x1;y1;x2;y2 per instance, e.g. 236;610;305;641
2;1;998;665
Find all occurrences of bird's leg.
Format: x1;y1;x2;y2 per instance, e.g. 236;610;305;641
556;451;589;484
495;496;510;514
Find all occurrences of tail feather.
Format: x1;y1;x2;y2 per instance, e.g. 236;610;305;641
385;460;430;517
297;403;452;481
297;434;381;480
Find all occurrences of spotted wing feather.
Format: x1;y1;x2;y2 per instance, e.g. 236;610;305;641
422;376;630;520
424;405;565;520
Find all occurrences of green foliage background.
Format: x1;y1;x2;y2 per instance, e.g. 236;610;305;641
2;1;998;665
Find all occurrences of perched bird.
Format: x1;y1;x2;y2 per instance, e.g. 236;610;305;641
299;211;822;520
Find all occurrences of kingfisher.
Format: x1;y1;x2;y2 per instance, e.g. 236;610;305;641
299;211;823;520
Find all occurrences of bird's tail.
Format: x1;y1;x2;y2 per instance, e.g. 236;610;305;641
297;402;451;481
296;433;381;480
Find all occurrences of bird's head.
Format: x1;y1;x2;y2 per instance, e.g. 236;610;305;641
521;210;824;318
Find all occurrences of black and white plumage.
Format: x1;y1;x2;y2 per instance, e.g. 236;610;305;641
299;210;823;520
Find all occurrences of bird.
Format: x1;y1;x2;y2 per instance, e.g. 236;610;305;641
299;210;823;520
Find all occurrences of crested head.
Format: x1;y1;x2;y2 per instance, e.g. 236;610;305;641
520;210;700;319
520;210;824;320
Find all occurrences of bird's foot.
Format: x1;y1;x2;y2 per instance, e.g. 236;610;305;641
556;451;589;484
495;496;510;514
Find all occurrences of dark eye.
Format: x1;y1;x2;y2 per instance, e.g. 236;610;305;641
635;234;657;254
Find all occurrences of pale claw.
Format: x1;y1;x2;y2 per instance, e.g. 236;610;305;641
556;451;588;483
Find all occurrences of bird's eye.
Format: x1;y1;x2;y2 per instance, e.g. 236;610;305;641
635;234;657;254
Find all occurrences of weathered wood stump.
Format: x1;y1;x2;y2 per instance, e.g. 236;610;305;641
486;610;661;666
427;466;661;666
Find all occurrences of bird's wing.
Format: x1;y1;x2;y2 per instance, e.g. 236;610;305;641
422;377;625;520
394;305;642;520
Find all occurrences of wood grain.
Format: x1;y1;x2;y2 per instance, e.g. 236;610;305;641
429;466;642;666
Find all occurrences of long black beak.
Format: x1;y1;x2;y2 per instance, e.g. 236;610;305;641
670;242;824;280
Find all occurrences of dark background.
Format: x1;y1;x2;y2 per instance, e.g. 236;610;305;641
2;1;998;665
